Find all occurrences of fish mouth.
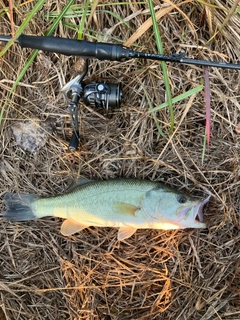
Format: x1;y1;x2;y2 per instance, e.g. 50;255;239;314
178;195;210;226
194;195;211;222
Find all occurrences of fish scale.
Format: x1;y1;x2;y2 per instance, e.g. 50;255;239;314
2;179;210;241
36;180;157;223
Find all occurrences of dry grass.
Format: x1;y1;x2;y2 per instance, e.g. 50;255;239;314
0;1;240;319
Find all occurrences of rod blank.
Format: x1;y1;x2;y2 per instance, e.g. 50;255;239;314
0;34;239;70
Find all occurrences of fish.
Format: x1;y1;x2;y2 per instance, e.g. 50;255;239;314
2;179;210;241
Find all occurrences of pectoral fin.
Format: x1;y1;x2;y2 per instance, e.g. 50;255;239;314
118;226;137;241
60;219;89;236
114;202;138;217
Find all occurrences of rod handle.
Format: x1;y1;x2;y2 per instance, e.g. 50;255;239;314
17;34;130;61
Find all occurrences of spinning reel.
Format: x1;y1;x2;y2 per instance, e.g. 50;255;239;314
61;60;122;151
0;33;239;151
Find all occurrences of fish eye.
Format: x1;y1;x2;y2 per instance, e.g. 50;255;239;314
177;195;187;204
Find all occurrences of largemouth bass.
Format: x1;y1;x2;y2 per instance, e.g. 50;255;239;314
3;179;210;240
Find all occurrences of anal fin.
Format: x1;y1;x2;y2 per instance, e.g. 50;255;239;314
61;219;89;236
118;226;137;241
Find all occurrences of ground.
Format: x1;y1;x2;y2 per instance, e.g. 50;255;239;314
0;1;239;319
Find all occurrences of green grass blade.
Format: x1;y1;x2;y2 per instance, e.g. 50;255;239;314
148;85;203;113
4;0;75;94
46;0;75;36
0;0;75;127
78;0;91;40
196;0;226;10
0;101;4;125
104;10;130;27
148;0;174;134
205;0;239;44
0;0;46;129
0;0;46;58
235;5;240;14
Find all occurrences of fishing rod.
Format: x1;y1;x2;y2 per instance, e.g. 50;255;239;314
1;34;239;151
0;34;240;69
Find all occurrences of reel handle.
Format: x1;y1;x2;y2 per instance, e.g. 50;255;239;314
68;131;79;152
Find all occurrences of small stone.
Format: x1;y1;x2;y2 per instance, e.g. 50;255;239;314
11;119;52;153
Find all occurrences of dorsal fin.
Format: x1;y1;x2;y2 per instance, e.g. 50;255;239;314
66;178;92;192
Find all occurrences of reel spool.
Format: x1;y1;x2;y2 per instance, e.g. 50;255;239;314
83;82;121;109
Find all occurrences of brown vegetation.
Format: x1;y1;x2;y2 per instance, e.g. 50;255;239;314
0;1;239;319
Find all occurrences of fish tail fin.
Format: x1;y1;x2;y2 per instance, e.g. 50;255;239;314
3;192;40;221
